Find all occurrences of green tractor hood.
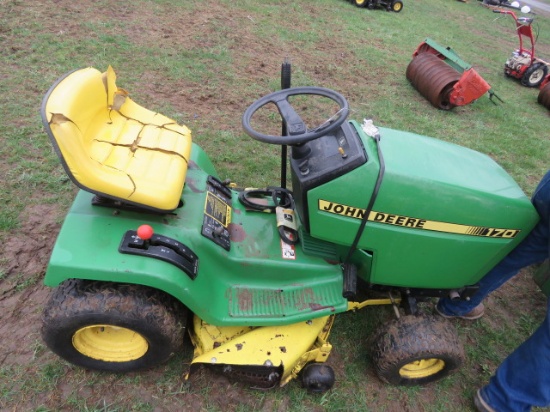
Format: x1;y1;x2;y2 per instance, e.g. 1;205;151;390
306;121;539;289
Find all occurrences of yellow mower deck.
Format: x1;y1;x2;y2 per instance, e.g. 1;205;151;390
188;315;334;387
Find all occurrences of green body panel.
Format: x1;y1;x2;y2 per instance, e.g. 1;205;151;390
45;144;347;327
308;122;539;289
422;38;472;73
188;143;218;177
45;124;539;325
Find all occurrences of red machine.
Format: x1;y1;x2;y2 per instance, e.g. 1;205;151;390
494;9;549;87
406;39;499;110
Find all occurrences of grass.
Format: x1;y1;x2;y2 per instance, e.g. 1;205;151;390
1;0;550;410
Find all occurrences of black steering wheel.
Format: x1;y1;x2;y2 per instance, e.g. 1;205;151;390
242;86;349;145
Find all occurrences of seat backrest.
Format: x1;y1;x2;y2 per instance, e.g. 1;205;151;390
41;66;192;212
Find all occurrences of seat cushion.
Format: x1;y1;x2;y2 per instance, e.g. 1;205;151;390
41;66;192;212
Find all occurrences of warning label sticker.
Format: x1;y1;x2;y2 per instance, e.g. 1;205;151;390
281;239;296;260
204;192;231;227
280;230;296;260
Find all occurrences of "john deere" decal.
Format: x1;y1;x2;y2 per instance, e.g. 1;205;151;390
318;200;520;238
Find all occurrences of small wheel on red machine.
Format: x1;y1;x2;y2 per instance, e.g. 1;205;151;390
521;63;549;87
301;363;336;392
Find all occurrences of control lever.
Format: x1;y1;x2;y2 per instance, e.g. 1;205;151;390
119;225;199;279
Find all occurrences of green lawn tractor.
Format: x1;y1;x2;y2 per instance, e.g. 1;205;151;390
349;0;403;13
40;63;538;391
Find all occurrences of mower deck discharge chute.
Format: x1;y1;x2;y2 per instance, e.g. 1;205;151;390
407;38;498;110
40;64;538;391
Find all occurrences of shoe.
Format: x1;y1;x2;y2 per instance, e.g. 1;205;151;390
435;301;485;320
474;389;496;412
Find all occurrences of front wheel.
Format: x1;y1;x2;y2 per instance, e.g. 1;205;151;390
355;0;368;7
521;63;549;87
391;0;403;11
41;279;188;372
372;314;464;385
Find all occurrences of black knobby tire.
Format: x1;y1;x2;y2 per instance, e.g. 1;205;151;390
41;279;188;372
372;314;464;385
521;63;549;87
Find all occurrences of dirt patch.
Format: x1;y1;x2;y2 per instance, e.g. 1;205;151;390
0;204;61;367
1;204;60;285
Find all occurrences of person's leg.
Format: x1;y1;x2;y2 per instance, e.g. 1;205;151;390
438;172;550;317
437;227;548;316
476;298;550;412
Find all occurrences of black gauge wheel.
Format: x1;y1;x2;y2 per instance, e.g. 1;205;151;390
301;363;336;392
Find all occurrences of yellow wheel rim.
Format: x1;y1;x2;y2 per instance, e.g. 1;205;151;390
356;0;366;5
393;3;402;11
72;325;148;362
399;358;445;379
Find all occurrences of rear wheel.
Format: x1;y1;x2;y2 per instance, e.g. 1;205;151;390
372;314;464;385
42;279;188;372
391;0;403;12
521;63;548;87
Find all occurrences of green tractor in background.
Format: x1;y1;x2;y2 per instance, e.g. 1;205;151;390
39;62;538;391
350;0;404;13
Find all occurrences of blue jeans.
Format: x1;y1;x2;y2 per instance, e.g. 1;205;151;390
437;170;550;317
439;170;550;411
480;298;550;411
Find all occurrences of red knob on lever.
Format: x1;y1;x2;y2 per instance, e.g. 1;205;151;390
137;224;154;241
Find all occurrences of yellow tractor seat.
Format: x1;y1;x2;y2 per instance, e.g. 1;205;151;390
41;66;192;212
